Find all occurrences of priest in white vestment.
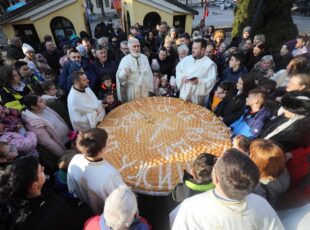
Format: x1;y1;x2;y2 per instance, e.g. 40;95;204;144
116;38;154;102
67;70;105;132
176;38;217;106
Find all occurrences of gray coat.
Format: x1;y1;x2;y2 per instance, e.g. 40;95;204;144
254;169;290;208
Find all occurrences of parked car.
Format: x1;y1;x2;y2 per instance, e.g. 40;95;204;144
225;1;233;8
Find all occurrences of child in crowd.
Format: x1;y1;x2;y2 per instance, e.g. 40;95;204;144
170;149;283;229
217;74;257;126
102;90;122;114
0;156;93;230
67;128;126;214
250;139;290;208
169;76;179;98
41;81;72;128
54;150;77;197
232;135;250;155
0;105;26;135
168;153;216;210
258;79;280;115
0;122;38;157
42;69;57;82
98;75;116;100
158;75;171;96
221;52;248;84
0;141;19;167
230;89;273;139
153;70;161;96
14;61;45;95
206;81;235;113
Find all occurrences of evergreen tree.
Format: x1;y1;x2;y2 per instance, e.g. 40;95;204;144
232;0;298;52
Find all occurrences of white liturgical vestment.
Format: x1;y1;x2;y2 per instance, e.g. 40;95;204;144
116;53;154;102
171;190;284;230
67;87;105;132
176;55;217;105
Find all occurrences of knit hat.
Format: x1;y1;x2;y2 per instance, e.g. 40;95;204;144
243;26;252;34
76;44;87;57
22;43;34;54
281;91;310;116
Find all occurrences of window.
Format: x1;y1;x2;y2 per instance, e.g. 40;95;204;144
105;0;109;8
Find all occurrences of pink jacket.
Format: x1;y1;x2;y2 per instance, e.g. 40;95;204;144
22;107;67;157
0;131;38;157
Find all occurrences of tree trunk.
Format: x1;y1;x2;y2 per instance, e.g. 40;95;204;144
99;0;105;17
232;0;298;52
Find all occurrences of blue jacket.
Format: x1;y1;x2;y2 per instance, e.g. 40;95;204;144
59;59;97;93
221;65;248;84
230;106;273;139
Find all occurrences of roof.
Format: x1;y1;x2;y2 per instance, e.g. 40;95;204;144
0;0;77;25
165;0;199;15
137;0;199;15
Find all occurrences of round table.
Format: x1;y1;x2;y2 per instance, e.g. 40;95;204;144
98;97;231;195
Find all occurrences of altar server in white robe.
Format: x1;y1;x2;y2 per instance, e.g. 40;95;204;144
116;38;154;102
67;70;105;131
176;38;217;105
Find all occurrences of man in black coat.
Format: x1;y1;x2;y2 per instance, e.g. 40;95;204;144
93;45;118;84
6;37;25;60
43;40;62;75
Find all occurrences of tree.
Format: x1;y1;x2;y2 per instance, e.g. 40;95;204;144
232;0;298;52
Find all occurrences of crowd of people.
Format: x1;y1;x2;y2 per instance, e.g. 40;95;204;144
0;18;309;230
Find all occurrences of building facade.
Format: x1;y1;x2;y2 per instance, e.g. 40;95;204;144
122;0;198;34
0;0;90;50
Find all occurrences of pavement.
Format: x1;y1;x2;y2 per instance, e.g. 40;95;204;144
88;5;310;36
192;6;310;34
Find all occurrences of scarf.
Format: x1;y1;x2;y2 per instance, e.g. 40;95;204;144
264;114;305;140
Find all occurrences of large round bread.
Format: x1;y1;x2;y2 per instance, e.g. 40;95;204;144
98;97;231;195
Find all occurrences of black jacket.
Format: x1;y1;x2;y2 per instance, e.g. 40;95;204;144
0;84;33;111
93;59;118;84
216;92;247;126
7;193;93;230
157;56;173;78
260;115;310;152
43;50;62;75
167;171;214;211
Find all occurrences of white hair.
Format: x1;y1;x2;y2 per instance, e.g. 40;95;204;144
128;38;140;49
254;34;265;44
98;36;109;45
104;186;138;230
120;40;128;48
178;44;189;54
261;55;273;62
